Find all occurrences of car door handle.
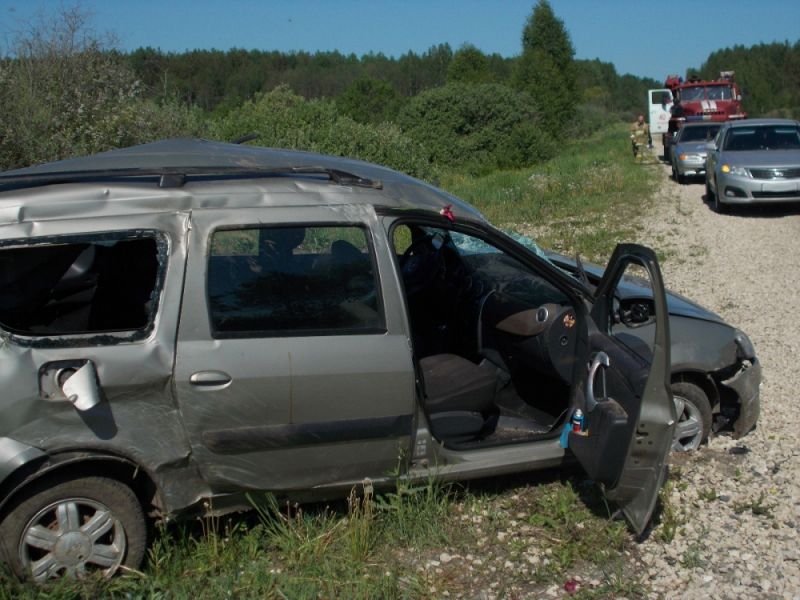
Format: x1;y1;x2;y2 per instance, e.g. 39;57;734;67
189;371;232;387
585;351;610;412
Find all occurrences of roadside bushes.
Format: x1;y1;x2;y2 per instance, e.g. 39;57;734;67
0;8;204;170
336;77;404;125
0;7;558;178
211;83;557;178
208;85;433;180
398;83;556;173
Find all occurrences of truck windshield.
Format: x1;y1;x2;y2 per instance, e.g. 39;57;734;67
680;85;733;102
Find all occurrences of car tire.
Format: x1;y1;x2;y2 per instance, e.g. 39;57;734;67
0;476;147;582
713;192;728;214
709;178;728;213
671;381;712;452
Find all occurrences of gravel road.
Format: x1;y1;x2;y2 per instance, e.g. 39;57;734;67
631;155;800;599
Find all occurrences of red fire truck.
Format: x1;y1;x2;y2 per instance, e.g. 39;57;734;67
649;71;747;162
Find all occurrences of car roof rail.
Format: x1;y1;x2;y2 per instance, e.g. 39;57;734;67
0;166;383;191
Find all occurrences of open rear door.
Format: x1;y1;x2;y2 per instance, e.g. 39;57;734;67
568;244;675;535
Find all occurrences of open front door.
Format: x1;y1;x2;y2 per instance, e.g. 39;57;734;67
648;88;673;135
569;244;675;535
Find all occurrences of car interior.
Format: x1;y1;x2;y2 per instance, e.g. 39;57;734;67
393;224;580;449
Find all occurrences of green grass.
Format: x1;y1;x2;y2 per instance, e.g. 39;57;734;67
0;476;646;599
439;123;659;263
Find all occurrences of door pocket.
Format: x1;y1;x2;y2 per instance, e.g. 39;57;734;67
569;399;628;486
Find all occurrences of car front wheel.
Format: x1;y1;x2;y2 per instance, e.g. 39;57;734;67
705;177;715;202
709;177;729;213
671;381;712;452
0;476;146;582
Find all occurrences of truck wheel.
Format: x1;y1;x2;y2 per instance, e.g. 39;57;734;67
671;382;712;452
0;476;146;582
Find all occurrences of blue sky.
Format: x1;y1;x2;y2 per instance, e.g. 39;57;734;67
2;1;798;81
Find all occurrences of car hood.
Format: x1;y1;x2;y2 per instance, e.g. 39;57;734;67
545;252;727;325
675;142;708;155
721;150;800;168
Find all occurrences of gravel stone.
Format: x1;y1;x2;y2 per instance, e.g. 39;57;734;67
631;155;800;599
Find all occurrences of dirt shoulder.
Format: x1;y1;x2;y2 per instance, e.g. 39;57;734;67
630;151;800;599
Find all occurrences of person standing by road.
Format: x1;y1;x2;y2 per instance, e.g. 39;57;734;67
630;114;651;163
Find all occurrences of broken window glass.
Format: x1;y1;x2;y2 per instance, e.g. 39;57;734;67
208;225;384;336
0;234;160;336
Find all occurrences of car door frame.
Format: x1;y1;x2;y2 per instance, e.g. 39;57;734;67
380;212;673;533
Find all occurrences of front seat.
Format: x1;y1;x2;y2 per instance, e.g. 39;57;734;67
419;353;500;443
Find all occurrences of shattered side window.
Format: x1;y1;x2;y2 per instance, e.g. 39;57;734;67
0;233;161;336
207;225;385;337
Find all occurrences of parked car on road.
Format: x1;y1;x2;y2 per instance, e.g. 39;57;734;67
705;118;800;212
0;139;678;580
671;123;721;183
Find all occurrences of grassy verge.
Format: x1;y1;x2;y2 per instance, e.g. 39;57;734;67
0;475;646;599
0;123;660;599
439;123;659;263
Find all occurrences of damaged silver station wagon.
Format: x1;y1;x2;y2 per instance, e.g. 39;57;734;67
0;139;758;581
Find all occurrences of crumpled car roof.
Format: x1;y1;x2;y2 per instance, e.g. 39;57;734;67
0;138;485;219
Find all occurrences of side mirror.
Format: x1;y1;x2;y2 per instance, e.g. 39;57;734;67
705;141;717;153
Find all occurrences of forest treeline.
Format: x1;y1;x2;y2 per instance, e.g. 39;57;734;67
1;2;798;178
127;44;656;118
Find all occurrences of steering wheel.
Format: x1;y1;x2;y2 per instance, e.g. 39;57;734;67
400;234;445;296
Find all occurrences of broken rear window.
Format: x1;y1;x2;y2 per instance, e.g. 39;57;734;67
0;232;162;337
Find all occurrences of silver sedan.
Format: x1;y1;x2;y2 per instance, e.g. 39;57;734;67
671;123;721;183
705;118;800;212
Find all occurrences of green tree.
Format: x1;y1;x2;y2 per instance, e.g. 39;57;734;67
336;77;403;124
446;44;493;84
512;0;576;138
209;85;432;179
521;0;575;80
398;83;554;171
0;7;203;170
